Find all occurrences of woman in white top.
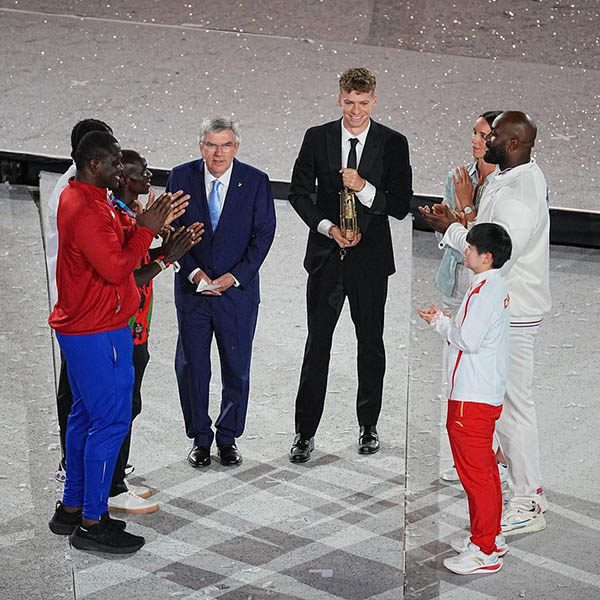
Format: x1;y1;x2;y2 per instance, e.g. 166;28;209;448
435;111;501;311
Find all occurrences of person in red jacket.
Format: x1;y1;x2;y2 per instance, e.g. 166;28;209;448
48;131;189;554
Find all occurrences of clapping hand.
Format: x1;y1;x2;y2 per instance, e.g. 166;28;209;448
452;165;475;212
418;304;451;324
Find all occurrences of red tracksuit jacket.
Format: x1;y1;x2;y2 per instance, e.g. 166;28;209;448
49;178;155;335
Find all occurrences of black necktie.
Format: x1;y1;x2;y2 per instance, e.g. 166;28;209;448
347;138;358;170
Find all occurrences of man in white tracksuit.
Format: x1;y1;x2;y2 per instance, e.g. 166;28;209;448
420;111;551;536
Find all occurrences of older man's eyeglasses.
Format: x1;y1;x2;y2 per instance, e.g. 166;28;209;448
202;141;236;152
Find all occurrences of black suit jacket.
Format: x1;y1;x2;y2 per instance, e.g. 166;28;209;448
289;118;413;280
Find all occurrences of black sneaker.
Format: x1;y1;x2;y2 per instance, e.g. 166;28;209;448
48;500;127;535
69;519;144;554
49;501;81;535
49;501;127;535
100;511;127;531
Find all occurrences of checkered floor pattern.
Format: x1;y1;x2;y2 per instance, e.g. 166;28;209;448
69;449;405;599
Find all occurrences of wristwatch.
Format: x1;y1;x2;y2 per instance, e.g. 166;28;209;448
462;205;476;215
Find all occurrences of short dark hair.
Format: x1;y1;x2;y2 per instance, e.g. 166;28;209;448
121;149;143;167
70;119;112;158
466;223;512;269
73;131;119;170
480;111;502;128
339;67;376;94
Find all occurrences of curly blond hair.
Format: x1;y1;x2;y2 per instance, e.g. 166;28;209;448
339;67;376;94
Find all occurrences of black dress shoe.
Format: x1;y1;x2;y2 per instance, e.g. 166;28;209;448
188;445;211;468
289;434;315;463
218;444;242;466
358;426;380;454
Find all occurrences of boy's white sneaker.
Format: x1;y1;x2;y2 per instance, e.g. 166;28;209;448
439;465;460;482
451;533;509;557
108;490;159;514
443;542;502;575
501;499;546;536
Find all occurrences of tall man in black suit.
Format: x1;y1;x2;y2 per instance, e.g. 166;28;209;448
289;67;413;463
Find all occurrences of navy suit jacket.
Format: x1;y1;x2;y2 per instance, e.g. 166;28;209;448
166;158;276;312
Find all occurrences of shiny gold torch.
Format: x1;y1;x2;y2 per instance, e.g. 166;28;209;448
339;186;359;241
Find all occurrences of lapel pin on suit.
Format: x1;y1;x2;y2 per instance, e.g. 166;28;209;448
238;182;243;187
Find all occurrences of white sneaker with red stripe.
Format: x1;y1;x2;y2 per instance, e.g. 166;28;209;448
451;533;509;557
443;542;502;575
501;498;546;536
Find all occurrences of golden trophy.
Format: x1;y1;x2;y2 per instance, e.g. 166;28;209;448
339;186;360;241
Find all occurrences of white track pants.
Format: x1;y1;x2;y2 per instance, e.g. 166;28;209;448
495;322;542;500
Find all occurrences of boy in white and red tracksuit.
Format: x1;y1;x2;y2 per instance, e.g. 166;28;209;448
419;222;512;575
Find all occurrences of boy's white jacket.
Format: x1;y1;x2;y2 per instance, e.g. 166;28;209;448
433;269;510;406
440;159;551;321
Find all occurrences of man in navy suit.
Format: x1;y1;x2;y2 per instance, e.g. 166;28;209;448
288;67;413;463
167;115;276;468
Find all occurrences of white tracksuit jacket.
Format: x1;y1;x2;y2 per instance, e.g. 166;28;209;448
432;269;511;406
440;159;551;321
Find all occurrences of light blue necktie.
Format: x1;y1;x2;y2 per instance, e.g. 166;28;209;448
208;179;222;231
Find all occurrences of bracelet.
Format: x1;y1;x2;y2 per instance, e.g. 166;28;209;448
157;254;171;268
153;258;170;271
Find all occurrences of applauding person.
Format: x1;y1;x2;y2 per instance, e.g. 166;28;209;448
108;150;203;514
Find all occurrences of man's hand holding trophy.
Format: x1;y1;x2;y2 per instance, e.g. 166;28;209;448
332;167;363;255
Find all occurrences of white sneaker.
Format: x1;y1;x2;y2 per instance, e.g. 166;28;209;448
498;462;508;485
443;542;502;575
501;499;546;536
451;533;509;557
108;490;159;514
55;467;66;484
128;485;152;499
440;465;460;482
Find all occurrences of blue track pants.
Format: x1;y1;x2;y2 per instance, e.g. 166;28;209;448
56;326;133;520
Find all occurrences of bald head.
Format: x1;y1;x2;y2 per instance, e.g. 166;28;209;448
484;111;538;168
494;111;537;146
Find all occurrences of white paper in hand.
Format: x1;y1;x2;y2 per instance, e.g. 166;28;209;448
196;279;221;293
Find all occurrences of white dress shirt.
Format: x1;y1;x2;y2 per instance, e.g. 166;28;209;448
188;163;239;286
317;121;376;237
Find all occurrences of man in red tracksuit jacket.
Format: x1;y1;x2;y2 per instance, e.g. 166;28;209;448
47;130;184;554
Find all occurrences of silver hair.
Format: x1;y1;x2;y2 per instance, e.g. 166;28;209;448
199;115;241;144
